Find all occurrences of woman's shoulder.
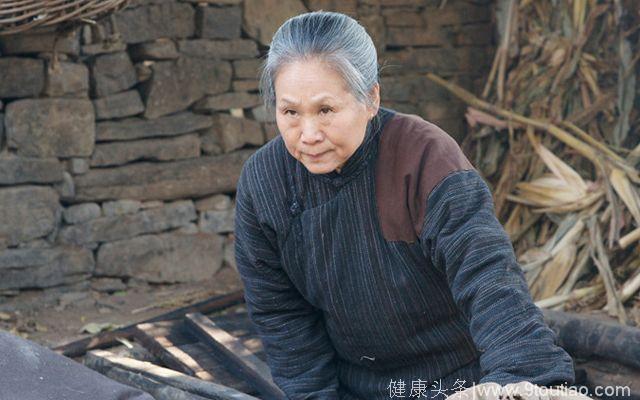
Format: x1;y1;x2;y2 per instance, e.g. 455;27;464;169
375;110;476;241
378;110;475;181
379;111;467;160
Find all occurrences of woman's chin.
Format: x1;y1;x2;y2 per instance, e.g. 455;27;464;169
303;161;338;175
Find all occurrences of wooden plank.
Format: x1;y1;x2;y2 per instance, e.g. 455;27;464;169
133;322;204;378
132;320;256;393
209;312;265;360
185;312;285;400
178;343;257;394
86;349;260;400
53;290;245;357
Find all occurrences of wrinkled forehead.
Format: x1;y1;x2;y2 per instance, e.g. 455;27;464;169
274;59;351;106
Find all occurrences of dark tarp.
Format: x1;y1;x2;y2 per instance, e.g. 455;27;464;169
0;330;154;400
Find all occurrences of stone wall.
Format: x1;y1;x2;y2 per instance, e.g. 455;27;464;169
0;0;494;294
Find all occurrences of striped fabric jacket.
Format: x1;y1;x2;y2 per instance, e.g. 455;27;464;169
234;107;575;400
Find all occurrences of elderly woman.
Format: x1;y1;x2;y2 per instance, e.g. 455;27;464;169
235;11;576;400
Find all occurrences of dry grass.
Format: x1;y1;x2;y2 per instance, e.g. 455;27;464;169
428;0;640;324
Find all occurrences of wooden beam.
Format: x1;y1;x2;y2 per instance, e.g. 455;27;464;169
86;349;261;400
53;290;245;357
184;312;285;400
576;360;640;400
132;319;257;393
543;310;640;370
133;322;202;378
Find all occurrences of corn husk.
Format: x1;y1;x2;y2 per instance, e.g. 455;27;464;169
427;0;640;323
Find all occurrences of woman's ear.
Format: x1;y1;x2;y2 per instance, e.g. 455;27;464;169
369;83;380;118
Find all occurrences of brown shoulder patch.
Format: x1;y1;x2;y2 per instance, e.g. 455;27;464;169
375;112;474;242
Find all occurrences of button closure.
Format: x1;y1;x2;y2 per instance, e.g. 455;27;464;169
289;201;301;215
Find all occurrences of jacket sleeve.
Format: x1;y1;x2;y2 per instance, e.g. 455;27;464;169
419;169;575;386
234;161;339;399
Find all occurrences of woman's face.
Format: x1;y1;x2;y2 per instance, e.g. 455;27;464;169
273;58;379;174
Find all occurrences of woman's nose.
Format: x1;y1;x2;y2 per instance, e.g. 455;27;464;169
300;118;323;143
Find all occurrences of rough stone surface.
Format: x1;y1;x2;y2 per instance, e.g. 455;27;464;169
0;186;60;247
141;57;232;119
177;39;258;60
5;99;95;158
196;6;242;39
262;122;279;141
193;92;261;112
232;59;262;79
381;8;423;26
141;200;164;210
74;151;252;202
96;112;213;142
0;0;494;292
90;277;126;293
177;223;199;234
232;80;260;92
386;27;447;47
0;113;4;149
91;134;201;167
112;2;195;44
0;246;94;290
198;208;235;234
0;156;64;185
81;41;128;56
250;105;275;122
183;0;240;3
67;158;90;175
129;39;179;61
90;52;137;97
93;90;145;120
201;138;223;156
390;47;490;74
307;0;357;14
96;232;223;283
44;62;89;97
422;3;491;26
0;58;45;98
243;0;307;46
360;15;386;53
381;76;452;103
195;194;232;212
63;203;102;225
0;29;80;55
135;63;153;82
56;171;75;201
102;200;142;217
222;234;236;270
59;200;196;246
201;114;263;153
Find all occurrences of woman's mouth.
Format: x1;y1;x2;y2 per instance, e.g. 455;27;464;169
305;150;329;160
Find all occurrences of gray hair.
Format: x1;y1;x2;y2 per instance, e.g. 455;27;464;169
259;11;379;112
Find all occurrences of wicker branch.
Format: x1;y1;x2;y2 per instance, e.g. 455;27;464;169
0;0;129;35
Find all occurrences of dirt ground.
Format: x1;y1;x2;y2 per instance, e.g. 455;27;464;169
0;266;245;348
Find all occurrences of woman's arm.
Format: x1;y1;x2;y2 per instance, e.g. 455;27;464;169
234;161;339;399
419;169;575;386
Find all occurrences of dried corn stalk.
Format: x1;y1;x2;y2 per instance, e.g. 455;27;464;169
427;0;640;324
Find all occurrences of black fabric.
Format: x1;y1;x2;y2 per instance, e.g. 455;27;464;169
0;331;154;400
235;108;575;399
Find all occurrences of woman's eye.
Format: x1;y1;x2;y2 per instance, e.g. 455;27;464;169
284;109;297;116
320;107;332;115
